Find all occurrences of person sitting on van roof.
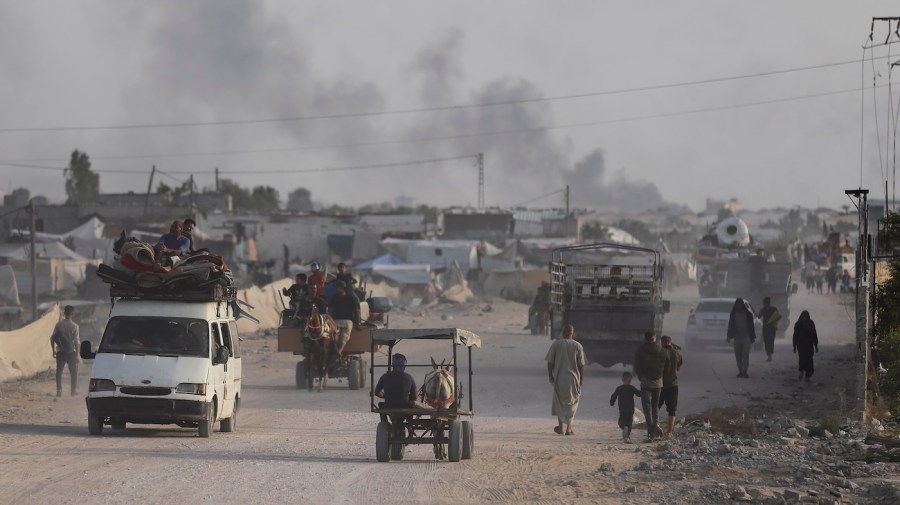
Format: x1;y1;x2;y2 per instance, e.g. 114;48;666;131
155;220;191;263
182;218;197;254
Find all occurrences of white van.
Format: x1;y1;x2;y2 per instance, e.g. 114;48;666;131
81;292;252;437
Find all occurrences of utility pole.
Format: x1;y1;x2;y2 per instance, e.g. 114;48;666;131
845;188;869;419
144;165;155;216
189;174;195;217
27;200;37;322
565;185;571;238
215;167;220;192
477;154;484;209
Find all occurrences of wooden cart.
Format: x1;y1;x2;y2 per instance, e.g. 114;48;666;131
369;328;480;462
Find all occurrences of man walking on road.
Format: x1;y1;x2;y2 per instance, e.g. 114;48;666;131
727;298;757;378
633;331;668;441
50;305;80;397
658;335;683;438
758;297;782;362
545;324;585;436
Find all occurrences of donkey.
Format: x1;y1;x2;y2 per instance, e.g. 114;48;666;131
421;357;457;409
301;305;338;392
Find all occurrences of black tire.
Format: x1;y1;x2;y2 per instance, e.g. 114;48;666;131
376;421;391;462
447;419;462;462
348;359;360;390
88;412;103;436
199;402;215;438
461;420;474;460
295;361;305;389
390;438;405;461
221;397;238;433
359;360;368;389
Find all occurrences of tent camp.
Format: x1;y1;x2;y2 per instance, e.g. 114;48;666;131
0;242;99;296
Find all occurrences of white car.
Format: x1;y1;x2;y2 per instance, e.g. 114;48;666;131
684;298;763;350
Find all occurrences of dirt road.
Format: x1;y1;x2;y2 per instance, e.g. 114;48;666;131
1;284;892;504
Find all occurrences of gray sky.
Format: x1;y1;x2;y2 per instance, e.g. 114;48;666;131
1;1;899;212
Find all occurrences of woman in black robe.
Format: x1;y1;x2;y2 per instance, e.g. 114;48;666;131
792;310;819;381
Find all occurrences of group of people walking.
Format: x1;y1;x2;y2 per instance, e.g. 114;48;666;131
726;297;819;381
545;299;820;442
545;326;682;442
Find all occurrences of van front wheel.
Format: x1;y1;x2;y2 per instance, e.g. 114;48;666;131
199;402;215;438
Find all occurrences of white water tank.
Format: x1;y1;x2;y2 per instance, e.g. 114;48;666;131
716;217;750;247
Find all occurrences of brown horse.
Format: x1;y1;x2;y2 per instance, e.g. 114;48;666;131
301;305;338;392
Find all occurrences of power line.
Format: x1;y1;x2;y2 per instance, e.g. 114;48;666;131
2;82;894;169
0;55;896;134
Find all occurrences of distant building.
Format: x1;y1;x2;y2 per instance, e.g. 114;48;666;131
438;208;514;240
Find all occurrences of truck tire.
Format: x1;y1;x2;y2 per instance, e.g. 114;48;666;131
348;359;360;390
447;419;462;462
88;412;103;436
376;421;391;462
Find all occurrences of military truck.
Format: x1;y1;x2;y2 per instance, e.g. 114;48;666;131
549;243;670;367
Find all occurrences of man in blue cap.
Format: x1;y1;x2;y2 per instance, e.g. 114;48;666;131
374;353;418;408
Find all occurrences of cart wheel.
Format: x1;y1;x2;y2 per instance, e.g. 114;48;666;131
376;421;391;462
295;361;305;389
359;360;368;389
390;430;405;461
348;359;361;390
447;419;462;462
461;420;474;459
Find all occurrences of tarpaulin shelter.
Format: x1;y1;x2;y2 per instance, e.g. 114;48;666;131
355;253;404;270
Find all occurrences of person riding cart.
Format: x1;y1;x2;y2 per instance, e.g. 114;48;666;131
374;354;417;408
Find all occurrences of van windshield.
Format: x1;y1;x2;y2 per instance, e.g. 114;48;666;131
98;316;209;358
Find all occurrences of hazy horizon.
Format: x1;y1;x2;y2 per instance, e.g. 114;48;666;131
2;2;899;212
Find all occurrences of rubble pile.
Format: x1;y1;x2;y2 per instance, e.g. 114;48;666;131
622;416;900;504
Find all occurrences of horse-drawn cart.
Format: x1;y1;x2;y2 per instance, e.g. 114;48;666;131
370;328;480;463
277;296;391;391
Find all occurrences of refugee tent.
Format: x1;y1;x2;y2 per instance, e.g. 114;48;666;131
380;239;501;275
0;265;23;330
370;264;432;285
355;253;404;270
0;242;99;296
0;304;59;381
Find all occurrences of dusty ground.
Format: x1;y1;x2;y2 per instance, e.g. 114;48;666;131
1;283;898;504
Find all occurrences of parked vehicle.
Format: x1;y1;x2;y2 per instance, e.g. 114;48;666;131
81;286;255;437
548;243;670;367
684;297;763;350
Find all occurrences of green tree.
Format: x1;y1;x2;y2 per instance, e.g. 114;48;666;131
286;187;313;212
251;186;280;212
875;210;900;413
64;150;99;204
580;221;610;243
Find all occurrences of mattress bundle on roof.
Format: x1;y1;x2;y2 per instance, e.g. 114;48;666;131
97;237;234;297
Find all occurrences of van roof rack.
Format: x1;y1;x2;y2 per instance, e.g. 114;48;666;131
109;284;237;303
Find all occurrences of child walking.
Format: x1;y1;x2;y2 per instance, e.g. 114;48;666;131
609;371;641;443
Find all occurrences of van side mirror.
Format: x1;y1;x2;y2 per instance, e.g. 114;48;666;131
791;283;799;294
80;341;96;360
214;346;230;365
662;300;671;314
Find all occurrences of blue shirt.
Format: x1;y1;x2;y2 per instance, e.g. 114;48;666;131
157;233;191;255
